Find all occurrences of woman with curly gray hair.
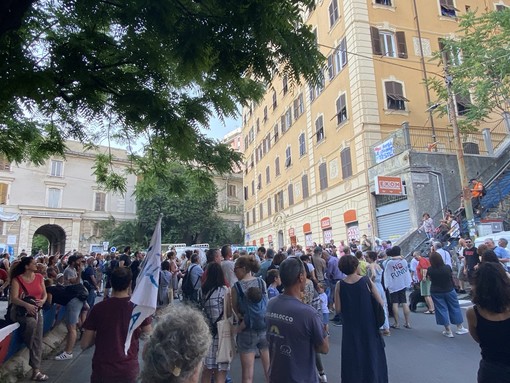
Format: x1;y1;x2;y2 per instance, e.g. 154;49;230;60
141;305;212;383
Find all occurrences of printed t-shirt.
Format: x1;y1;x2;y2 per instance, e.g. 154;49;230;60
83;297;151;382
383;258;411;293
266;294;326;383
464;247;479;271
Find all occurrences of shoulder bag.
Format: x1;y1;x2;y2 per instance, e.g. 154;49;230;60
216;287;235;363
366;276;385;329
15;277;38;318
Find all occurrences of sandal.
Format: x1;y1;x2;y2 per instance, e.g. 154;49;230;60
32;372;49;381
390;324;400;329
404;323;412;329
424;310;434;314
382;330;391;336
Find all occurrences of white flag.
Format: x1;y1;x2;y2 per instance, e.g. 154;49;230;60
124;215;162;354
0;323;19;343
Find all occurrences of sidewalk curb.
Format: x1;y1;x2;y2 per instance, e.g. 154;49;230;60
1;323;67;382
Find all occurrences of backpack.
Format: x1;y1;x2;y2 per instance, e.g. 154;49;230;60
182;264;200;300
234;278;268;331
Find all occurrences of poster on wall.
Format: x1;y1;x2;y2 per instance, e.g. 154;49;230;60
305;233;314;248
347;225;359;241
323;229;332;244
373;138;394;163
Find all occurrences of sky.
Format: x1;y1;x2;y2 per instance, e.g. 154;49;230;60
205;114;241;140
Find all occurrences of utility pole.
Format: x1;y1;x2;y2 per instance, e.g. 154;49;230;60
442;51;477;239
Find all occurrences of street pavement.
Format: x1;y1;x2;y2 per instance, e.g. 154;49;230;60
16;298;480;383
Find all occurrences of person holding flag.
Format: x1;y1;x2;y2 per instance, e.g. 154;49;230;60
81;216;161;383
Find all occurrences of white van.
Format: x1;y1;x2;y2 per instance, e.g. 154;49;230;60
474;231;510;251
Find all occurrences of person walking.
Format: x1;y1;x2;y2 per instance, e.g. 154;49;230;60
466;262;510;382
266;257;329;383
427;251;469;338
419;213;435;239
10;256;48;381
335;255;388;383
414;251;435;314
383;246;412;329
200;263;231;383
366;251;390;336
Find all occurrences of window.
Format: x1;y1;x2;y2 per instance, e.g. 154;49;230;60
341;147;353;179
263;106;268;122
438;38;462;66
0;155;11;171
258;174;262;189
251;180;255;195
252;207;256;223
0;183;7;204
335;37;348;72
285;146;292;168
319;163;328;190
275;191;284;212
370;28;408;59
456;92;472;116
299;133;306;156
309;73;325;102
244;186;248;200
228;185;237;197
385;81;409;110
293;94;304;119
302;174;309;198
272;90;277;110
256;118;260;132
274;124;279;143
267;198;272;216
248;127;254;143
246;212;250;226
376;0;392;5
94;192;106;211
283;75;288;95
336;94;348;125
47;188;62;208
244;135;249;149
327;55;335;81
259;204;264;220
275;157;281;176
285;108;292;129
288;184;294;206
50;160;63;177
266;165;271;184
440;0;457;17
328;0;339;27
315;115;325;142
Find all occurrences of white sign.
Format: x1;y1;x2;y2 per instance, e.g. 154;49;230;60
373;138;394;163
347;226;360;241
305;233;314;248
102;241;109;251
6;235;16;245
323;229;333;244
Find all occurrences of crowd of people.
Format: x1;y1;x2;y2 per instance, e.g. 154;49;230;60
1;229;509;382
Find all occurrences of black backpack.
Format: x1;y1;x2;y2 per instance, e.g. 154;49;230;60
182;264;200;300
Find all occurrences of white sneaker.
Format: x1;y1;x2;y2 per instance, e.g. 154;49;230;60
442;331;454;338
455;328;469;335
319;374;328;382
55;351;73;360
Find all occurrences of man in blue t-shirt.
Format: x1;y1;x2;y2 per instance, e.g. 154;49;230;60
266;257;329;383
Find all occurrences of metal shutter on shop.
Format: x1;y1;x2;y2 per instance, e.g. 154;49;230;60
376;200;411;242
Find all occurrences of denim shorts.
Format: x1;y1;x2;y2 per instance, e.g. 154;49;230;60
236;329;268;354
64;297;84;326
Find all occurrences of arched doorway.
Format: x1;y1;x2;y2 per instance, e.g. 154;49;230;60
33;224;66;255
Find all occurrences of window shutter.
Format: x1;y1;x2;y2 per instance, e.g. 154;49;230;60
267;198;272;216
370;27;382;55
302;175;309;198
396;31;408;59
0;183;7;204
288;184;294;206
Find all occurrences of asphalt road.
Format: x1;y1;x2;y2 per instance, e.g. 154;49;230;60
19;299;479;383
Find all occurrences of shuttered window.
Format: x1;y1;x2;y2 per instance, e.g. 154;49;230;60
288;184;294;206
267;198;272;216
266;166;271;184
385;81;409;110
328;0;339;27
260;204;264;220
94;192;106;211
341;148;353;179
440;0;457;17
299;133;306;156
319;163;328;190
0;183;7;204
371;28;407;59
302;174;309;198
275;157;280;176
336;94;348;125
315;116;325;142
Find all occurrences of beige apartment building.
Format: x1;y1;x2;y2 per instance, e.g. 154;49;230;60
242;0;509;249
0;141;137;255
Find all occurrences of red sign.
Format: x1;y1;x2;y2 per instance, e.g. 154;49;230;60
374;176;403;195
268;235;273;242
320;217;331;229
288;228;295;236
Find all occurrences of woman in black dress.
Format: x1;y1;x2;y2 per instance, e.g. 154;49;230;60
466;262;510;382
335;255;388;383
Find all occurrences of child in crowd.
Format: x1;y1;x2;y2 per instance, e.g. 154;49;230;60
318;283;329;334
266;269;281;299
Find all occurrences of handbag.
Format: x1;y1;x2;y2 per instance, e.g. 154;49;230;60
65;283;89;301
366;277;385;329
216;287;235;364
15;277;38;318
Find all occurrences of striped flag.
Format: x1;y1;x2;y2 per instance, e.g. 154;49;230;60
124;215;162;354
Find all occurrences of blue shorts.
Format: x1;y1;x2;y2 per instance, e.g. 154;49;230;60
236;329;268;354
322;313;329;325
64;297;84;326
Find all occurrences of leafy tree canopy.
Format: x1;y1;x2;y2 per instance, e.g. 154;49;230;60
0;0;323;192
428;9;510;132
